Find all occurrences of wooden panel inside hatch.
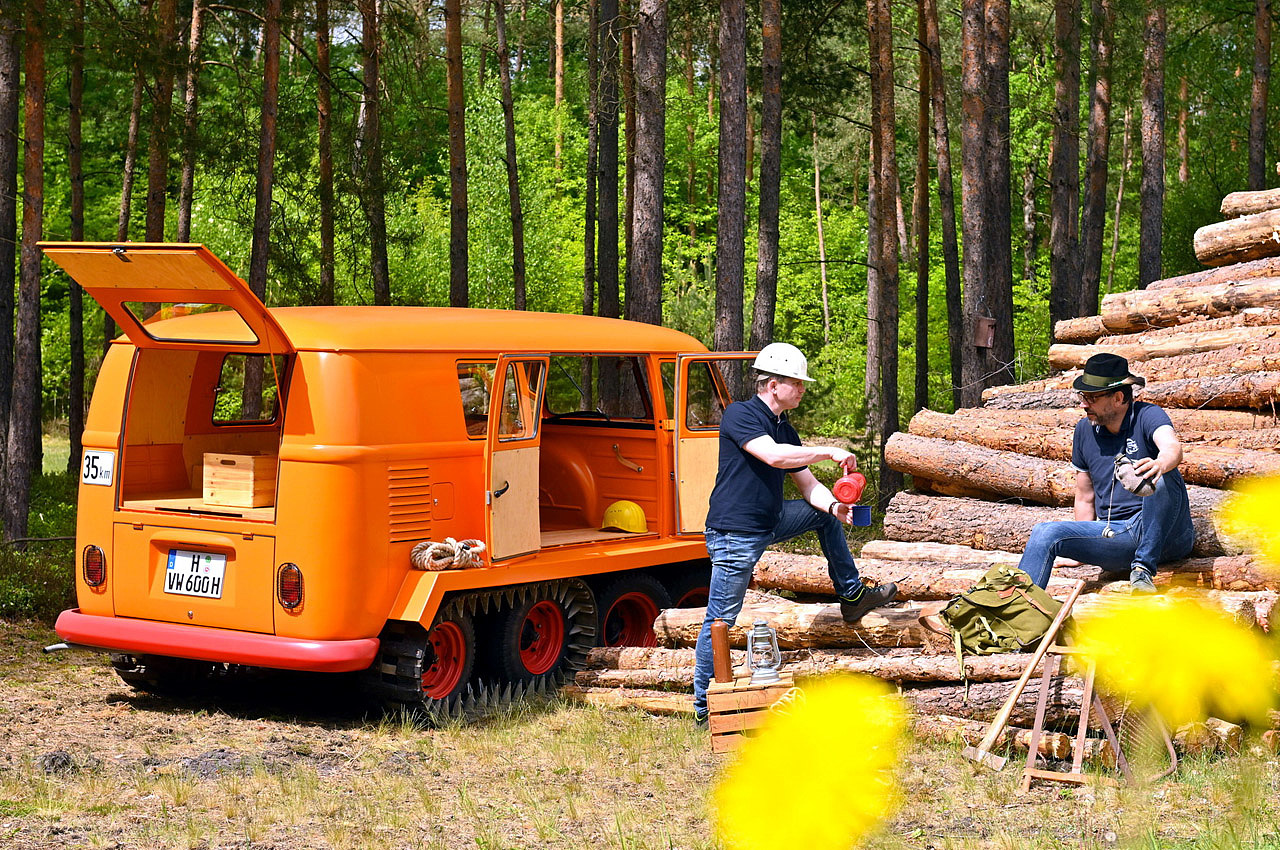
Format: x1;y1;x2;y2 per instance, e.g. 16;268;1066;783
42;246;236;291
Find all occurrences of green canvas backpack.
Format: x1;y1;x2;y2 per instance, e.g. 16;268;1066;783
937;565;1063;658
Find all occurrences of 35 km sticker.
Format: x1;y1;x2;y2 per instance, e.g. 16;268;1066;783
81;450;115;486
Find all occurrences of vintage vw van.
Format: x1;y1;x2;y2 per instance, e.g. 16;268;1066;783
44;242;762;714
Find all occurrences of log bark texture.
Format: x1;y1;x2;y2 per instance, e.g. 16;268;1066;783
1097;307;1280;341
562;684;693;715
882;491;1242;558
982;373;1280;411
885;433;1078;506
1195;210;1280;266
901;676;1096;727
913;715;1117;765
954;404;1275;431
1054;314;1111;344
1146;257;1280;290
1221;188;1280;219
652;595;929;649
1048;323;1280;371
858;539;1025;565
1055;277;1280;340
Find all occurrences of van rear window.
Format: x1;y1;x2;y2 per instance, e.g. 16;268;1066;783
213;354;287;425
123;301;260;345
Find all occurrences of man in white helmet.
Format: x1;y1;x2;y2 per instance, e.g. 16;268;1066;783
692;342;898;725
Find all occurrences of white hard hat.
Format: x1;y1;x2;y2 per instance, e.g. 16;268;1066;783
753;342;814;382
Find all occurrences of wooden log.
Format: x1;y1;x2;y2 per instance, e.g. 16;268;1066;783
561;684;694;716
953;405;1277;431
1188;428;1280;451
859;539;1025;566
914;715;1116;766
1205;717;1244;753
907;410;1280;486
652;594;930;649
1054;277;1280;340
582;644;921;672
885;433;1078;507
1220;188;1280;219
1147;258;1280;290
1070;590;1261;630
982;373;1280;411
1096;308;1280;342
1048;324;1280;371
882;492;1243;559
1174;722;1218;757
1195;210;1280;266
1055;314;1111;344
900;676;1095;727
1261;730;1280;755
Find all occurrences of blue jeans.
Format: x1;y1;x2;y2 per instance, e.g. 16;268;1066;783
1018;476;1196;588
692;500;863;714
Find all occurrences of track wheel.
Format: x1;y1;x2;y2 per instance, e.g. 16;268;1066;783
420;611;477;702
664;562;712;608
494;580;595;687
596;574;672;647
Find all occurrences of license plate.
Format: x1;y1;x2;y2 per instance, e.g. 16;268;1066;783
165;549;227;599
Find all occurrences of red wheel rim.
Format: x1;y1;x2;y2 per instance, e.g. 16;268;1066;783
676;587;710;608
519;600;566;675
603;592;660;647
421;621;467;699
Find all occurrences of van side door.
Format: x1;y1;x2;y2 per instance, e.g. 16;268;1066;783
485;355;549;560
673;353;756;534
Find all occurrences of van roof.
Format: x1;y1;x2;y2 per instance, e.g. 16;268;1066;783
132;306;711;354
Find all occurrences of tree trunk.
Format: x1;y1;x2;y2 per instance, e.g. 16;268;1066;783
866;132;880;401
494;0;527;310
445;0;468;306
621;0;635;305
1147;256;1280;289
1062;276;1280;338
0;5;17;491
812;115;831;344
951;404;1276;432
598;0;621;322
984;373;1280;413
145;0;178;242
1138;2;1166;288
914;0;931;414
654;595;931;649
924;0;963;410
1050;323;1280;369
1079;0;1113;317
750;0;781;350
585;0;598;322
886;432;1079;506
1194;209;1280;266
176;0;206;243
628;0;665;326
714;0;746;392
683;11;697;262
1021;149;1038;285
361;0;391;306
68;0;85;478
915;716;1115;765
1105;103;1132;296
317;0;335;305
1049;0;1081;326
1016;339;1280;388
4;0;43;542
1251;0;1271;191
478;0;491;83
882;489;1238;559
109;60;146;353
869;0;903;506
554;0;564;171
901;676;1092;727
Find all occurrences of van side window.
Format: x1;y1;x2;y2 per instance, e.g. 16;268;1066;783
684;361;731;430
213;354;287;425
458;361;495;437
545;355;653;424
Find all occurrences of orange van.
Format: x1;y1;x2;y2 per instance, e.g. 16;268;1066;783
44;242;765;714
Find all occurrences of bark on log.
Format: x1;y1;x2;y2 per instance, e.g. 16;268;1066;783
1055;277;1280;340
882;491;1243;559
1095;307;1280;341
561;684;693;716
858;539;1025;565
913;715;1117;765
982;373;1280;411
1221;189;1280;219
581;644;915;671
900;676;1095;727
953;405;1277;431
652;594;929;649
1146;258;1280;290
885;433;1079;506
1187;428;1280;450
907;410;1280;486
1048;323;1280;371
1055;314;1111;344
1194;210;1280;266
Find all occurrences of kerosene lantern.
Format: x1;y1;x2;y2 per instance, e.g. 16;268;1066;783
746;619;782;685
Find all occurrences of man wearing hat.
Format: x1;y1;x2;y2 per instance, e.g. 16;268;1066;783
691;342;898;725
1017;352;1195;593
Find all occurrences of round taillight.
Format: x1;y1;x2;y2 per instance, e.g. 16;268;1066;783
277;563;303;610
82;545;106;587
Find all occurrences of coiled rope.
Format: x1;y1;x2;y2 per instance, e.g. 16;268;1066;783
409;537;487;571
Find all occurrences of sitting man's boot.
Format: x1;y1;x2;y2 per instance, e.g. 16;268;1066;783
1129;567;1157;594
839;582;898;624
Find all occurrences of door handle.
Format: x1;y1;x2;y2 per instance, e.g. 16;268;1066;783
613;444;643;473
492;480;511;498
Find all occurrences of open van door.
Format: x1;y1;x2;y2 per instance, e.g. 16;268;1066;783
673;353;756;534
485;355;549;560
40;242;294;356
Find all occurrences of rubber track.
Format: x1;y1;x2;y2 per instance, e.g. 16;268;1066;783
366;578;597;720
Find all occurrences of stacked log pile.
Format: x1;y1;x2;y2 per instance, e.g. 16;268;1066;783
571;189;1280;754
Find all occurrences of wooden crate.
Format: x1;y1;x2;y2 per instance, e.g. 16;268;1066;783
203;452;276;508
706;672;795;753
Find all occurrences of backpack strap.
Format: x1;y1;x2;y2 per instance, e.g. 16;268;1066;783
1011;587;1055;617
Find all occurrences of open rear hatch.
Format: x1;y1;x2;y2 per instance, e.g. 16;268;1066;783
44;243;295;633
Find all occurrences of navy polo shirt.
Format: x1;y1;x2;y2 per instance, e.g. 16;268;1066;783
704;396;806;533
1071;400;1187;522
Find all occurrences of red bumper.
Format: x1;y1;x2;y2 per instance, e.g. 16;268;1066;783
54;609;381;673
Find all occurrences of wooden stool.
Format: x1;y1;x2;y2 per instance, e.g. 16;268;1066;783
707;672;796;753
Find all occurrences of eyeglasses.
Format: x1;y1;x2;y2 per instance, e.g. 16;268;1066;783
1077;391;1113;404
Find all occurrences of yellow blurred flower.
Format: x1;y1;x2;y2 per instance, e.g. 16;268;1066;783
1222;477;1280;570
1073;595;1275;728
714;676;906;850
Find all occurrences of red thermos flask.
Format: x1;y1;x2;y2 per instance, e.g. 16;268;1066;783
832;471;866;504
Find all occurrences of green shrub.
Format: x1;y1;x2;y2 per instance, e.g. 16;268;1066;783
0;544;75;623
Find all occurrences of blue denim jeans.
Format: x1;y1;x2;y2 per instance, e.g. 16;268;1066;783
1018;475;1196;588
692;500;862;714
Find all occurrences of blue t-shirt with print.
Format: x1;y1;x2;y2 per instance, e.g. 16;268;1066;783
704;396;806;533
1071;400;1187;522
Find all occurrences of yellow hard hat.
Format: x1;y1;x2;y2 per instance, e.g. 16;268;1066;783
601;500;647;533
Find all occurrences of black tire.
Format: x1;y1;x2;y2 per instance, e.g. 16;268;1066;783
368;603;478;714
109;653;218;696
663;562;712;609
417;609;478;703
487;580;595;687
595;573;672;647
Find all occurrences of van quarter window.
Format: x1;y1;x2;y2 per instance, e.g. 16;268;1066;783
213;354;287;425
456;360;545;440
544;355;654;424
122;301;260;345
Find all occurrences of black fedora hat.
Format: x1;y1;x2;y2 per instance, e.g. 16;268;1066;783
1073;352;1146;392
